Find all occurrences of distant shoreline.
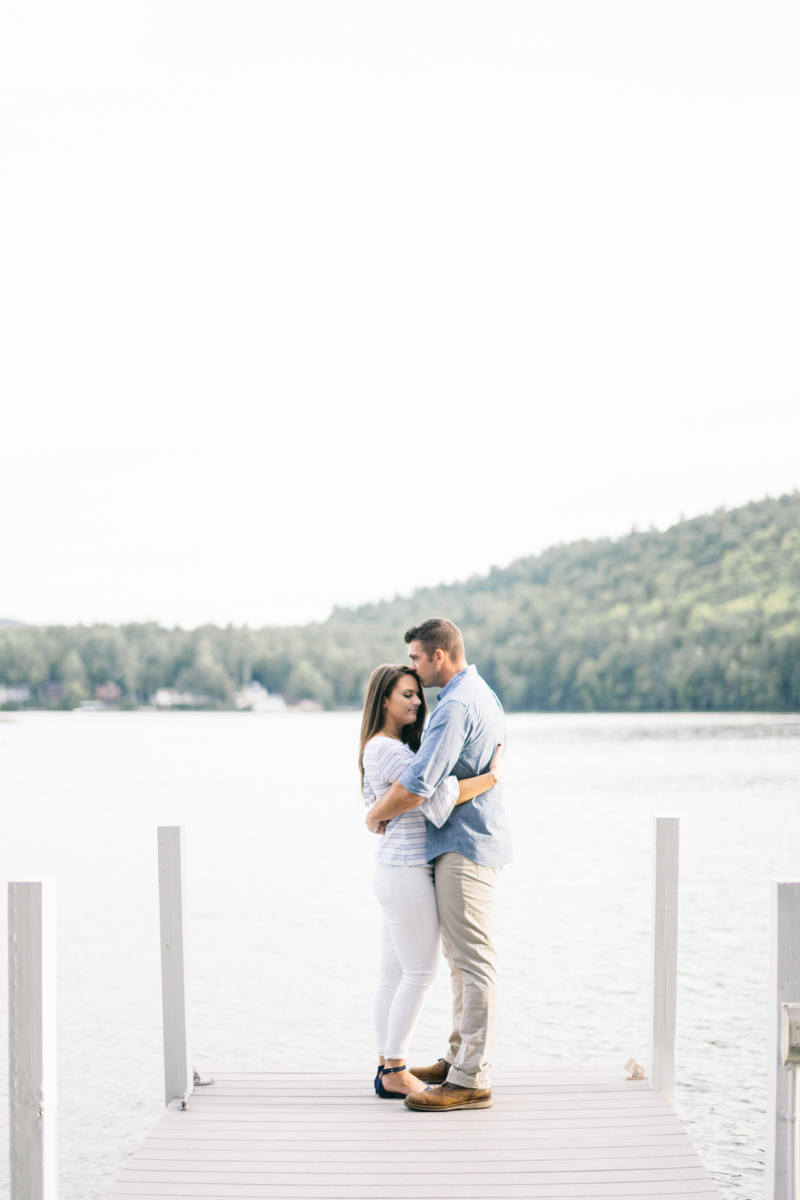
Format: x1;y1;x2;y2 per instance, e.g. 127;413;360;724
2;493;800;714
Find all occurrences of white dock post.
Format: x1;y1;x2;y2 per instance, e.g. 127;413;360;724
650;817;679;1102
157;826;194;1107
8;880;58;1200
766;881;800;1200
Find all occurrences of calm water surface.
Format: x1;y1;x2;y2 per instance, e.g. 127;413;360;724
1;710;799;1198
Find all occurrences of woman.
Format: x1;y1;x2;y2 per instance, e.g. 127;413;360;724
360;663;507;1098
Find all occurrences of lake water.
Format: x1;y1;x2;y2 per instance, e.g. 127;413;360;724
1;709;799;1198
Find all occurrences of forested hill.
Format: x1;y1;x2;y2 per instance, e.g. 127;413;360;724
2;493;799;711
325;492;800;711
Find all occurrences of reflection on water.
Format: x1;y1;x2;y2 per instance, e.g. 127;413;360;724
0;710;798;1198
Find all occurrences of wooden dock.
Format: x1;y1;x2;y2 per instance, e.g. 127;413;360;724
105;1066;722;1199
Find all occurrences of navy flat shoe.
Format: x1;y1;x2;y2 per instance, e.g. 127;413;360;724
373;1065;384;1095
377;1064;409;1099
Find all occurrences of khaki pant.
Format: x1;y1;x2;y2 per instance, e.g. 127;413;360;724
434;851;502;1089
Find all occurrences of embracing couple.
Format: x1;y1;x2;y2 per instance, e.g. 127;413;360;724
359;618;511;1112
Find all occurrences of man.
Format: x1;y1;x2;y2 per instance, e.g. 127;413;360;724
366;618;512;1112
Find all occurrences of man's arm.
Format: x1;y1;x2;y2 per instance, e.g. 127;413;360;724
367;780;425;827
366;702;470;831
398;700;469;799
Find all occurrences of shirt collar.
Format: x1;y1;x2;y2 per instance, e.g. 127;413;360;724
437;664;476;702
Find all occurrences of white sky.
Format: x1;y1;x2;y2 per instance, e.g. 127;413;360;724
2;2;798;629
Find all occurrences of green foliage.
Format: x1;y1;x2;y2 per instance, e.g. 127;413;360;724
0;626;49;687
2;493;799;711
286;660;335;707
174;637;235;700
60;648;90;708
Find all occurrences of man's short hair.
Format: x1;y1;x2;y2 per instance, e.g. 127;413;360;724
404;618;464;661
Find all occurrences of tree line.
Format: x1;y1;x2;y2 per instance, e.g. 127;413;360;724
2;493;799;711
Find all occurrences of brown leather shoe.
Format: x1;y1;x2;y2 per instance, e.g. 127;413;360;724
404;1082;492;1112
409;1058;450;1084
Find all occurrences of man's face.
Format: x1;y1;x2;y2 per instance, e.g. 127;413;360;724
407;640;443;688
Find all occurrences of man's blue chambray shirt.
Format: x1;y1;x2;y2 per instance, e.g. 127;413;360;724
399;665;513;868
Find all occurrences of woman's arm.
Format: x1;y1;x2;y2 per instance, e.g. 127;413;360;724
454;744;508;805
367;741;508;830
364;739;421;830
418;744;509;828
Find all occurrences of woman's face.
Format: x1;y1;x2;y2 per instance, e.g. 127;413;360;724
384;675;422;728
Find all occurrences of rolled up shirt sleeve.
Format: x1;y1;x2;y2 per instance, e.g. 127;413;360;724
399;700;470;798
419;776;460;828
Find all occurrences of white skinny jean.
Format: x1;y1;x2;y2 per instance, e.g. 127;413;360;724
373;863;440;1060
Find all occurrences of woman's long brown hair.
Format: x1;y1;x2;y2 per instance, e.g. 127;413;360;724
359;664;427;792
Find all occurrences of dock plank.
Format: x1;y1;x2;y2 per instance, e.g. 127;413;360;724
133;1148;700;1164
105;1070;722;1199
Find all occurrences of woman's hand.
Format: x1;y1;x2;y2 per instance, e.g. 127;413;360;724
453;745;510;809
489;743;509;784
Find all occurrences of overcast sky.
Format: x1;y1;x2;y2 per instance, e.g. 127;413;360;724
2;3;798;629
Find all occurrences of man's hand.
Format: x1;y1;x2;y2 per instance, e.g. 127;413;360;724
366;812;389;835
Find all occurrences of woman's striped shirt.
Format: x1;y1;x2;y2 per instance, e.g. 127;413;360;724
362;736;460;866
